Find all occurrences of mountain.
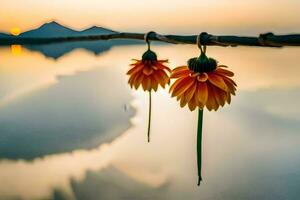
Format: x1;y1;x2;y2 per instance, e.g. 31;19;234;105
0;33;12;38
20;21;116;38
1;21;142;59
20;21;77;38
79;26;116;36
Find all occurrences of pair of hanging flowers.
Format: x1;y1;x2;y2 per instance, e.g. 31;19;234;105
127;32;237;185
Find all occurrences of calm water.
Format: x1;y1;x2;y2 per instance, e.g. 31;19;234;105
0;43;300;200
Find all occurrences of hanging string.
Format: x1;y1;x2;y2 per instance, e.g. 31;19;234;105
144;31;155;51
197;32;207;54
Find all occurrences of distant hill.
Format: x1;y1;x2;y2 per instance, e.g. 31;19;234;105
0;33;12;38
20;21;116;38
0;21;142;59
79;26;116;36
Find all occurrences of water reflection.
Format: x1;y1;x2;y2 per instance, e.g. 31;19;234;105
24;40;142;59
0;66;134;159
0;47;94;105
10;45;22;56
0;44;300;200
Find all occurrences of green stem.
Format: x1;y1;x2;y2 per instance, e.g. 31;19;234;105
197;109;204;186
147;91;152;143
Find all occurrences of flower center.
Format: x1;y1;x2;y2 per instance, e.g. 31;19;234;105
142;49;157;62
187;53;217;73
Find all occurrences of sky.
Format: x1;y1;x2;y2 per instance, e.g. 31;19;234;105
1;0;300;34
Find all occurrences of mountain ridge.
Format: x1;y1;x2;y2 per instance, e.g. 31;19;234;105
0;33;12;38
0;21;142;59
19;21;116;38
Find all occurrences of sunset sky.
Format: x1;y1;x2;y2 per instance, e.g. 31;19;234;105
1;0;300;34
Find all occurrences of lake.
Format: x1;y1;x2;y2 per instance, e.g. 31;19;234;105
0;42;300;200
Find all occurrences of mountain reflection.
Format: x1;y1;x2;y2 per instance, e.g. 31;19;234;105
24;40;142;59
69;168;169;200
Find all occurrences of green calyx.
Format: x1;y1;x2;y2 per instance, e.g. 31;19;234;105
142;49;157;62
188;52;217;73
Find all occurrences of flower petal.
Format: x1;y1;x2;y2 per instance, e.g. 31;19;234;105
188;96;197;111
171;76;195;97
170;66;190;78
196;82;208;106
156;70;170;88
205;83;219;111
197;73;208;82
216;68;234;77
169;79;186;94
172;66;189;74
218;65;228;68
180;94;188;107
208;73;228;92
157;59;168;63
184;83;197;103
211;86;225;107
170;68;190;79
142;77;151;91
150;75;158;91
226;92;231;104
147;77;152;91
152;71;167;88
223;77;237;95
128;74;136;87
127;63;144;75
222;76;237;86
131;59;141;62
155;61;171;72
143;67;154;75
134;73;144;89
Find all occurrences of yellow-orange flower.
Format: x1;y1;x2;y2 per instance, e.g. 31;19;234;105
127;50;171;91
170;65;237;111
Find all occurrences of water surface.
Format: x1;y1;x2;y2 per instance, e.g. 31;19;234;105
0;43;300;200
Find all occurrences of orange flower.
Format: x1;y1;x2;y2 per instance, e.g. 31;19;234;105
127;50;171;91
127;47;171;143
170;57;237;111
